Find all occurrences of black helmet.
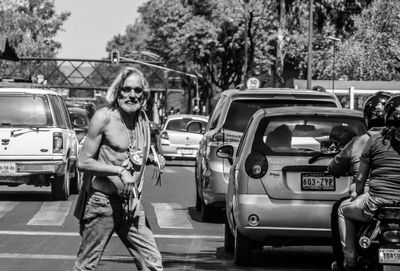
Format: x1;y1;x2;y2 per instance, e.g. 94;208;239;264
363;91;392;129
384;94;400;128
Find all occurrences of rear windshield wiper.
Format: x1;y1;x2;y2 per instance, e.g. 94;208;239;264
11;127;50;137
308;151;338;164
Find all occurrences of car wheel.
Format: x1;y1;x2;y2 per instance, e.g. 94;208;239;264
224;215;234;252
195;165;202;211
195;188;201;211
234;228;253;266
200;199;215;222
51;161;71;200
69;162;81;194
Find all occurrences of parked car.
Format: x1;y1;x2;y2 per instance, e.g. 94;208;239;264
220;106;366;265
195;88;342;221
66;101;96;119
0;88;80;200
158;114;208;160
68;107;90;157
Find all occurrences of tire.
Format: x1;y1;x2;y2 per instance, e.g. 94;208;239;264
224;215;234;252
69;162;82;194
195;189;201;211
234;228;253;266
200;199;215;222
195;166;201;211
51;161;71;200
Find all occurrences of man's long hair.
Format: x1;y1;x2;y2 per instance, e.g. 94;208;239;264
106;66;150;109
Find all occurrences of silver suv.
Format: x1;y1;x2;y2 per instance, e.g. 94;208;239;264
0;88;79;200
194;88;342;221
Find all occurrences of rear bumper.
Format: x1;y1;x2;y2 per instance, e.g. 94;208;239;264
0;160;67;184
160;145;198;159
234;194;335;244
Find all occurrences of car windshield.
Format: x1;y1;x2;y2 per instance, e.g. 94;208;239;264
0;94;53;126
252;115;366;156
223;99;337;132
166;118;207;132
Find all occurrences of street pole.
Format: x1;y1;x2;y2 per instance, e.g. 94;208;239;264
306;0;313;90
327;36;340;93
242;0;249;85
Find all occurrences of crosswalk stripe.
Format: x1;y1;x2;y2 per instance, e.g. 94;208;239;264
27;201;72;226
0;230;223;239
163;167;176;173
152;203;193;229
0;202;19;219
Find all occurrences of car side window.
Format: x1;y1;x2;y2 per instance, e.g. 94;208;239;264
48;95;67;128
208;97;226;130
236;117;254;157
58;96;73;129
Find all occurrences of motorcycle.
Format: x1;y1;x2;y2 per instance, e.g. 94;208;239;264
357;205;400;271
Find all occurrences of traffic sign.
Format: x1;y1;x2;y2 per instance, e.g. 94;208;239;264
246;77;260;89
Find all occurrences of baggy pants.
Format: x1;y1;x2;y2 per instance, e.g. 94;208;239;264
73;191;163;271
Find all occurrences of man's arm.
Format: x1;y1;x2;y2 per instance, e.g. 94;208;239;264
327;138;355;177
78;109;122;177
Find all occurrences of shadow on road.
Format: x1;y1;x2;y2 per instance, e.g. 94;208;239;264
0;190;54;202
187;206;225;224
216;246;333;270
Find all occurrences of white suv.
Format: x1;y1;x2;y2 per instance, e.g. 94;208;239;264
0;88;79;200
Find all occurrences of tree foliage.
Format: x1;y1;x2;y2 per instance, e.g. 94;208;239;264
0;0;70;58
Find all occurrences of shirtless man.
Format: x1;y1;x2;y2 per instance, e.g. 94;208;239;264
73;67;163;271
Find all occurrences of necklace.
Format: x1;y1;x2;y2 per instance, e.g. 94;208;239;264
119;111;136;156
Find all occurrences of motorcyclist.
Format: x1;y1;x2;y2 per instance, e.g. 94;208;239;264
328;91;392;271
336;94;400;271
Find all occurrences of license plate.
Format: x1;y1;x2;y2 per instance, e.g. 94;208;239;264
0;163;16;174
179;148;194;155
301;173;335;191
379;248;400;264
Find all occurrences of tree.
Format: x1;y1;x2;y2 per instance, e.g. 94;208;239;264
313;0;400;81
0;0;70;58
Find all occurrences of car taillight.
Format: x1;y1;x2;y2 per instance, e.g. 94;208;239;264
245;152;268;178
160;132;169;140
53;132;63;153
382;229;400;243
382;222;400;243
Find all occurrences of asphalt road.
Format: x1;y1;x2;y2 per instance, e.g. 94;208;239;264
0;160;334;270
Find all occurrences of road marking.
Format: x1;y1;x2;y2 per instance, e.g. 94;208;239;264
183;238;203;270
162;167;176;173
184;167;195;173
0;253;221;262
28;201;71;226
152;203;193;229
0;202;19;219
0;230;222;239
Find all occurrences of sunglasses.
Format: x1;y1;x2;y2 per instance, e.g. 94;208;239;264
120;86;144;94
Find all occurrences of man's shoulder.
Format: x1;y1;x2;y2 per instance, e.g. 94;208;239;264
91;107;115;125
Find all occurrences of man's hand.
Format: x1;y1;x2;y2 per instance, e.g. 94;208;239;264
158;154;166;170
349;182;358;200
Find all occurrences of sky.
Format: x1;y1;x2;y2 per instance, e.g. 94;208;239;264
54;0;147;59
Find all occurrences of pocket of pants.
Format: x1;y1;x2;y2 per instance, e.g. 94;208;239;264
83;194;112;220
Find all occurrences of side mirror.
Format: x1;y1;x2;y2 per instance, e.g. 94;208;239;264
216;145;234;164
186;121;204;134
73;118;86;128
